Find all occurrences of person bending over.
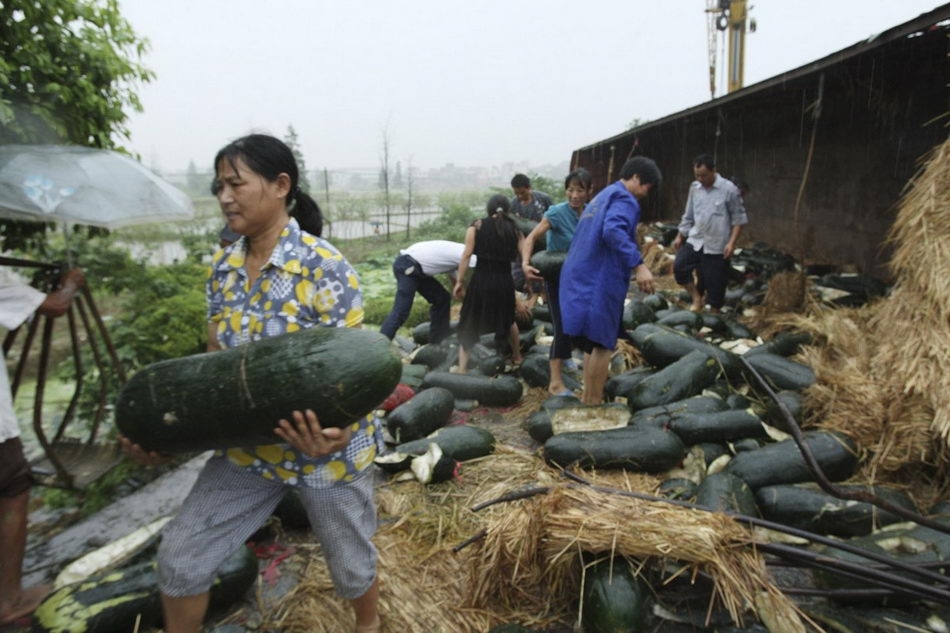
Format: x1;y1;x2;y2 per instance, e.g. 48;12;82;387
379;240;474;344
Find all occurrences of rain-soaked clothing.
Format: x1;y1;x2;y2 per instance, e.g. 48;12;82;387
559;181;645;350
159;217;380;600
205;218;382;487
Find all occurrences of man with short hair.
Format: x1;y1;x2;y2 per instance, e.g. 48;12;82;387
509;174;552;303
379;240;475;344
559;156;662;405
672;154;748;313
509;174;553;222
1;266;84;625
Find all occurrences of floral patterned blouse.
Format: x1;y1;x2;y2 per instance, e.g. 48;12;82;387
206;218;382;488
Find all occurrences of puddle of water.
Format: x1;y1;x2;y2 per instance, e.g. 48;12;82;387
11;378;89;462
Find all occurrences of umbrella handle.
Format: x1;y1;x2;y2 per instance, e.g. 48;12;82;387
0;255;58;269
61;223;74;268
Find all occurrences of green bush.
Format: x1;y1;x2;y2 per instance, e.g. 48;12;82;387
110;262;208;365
56;255;208;428
408;202;480;242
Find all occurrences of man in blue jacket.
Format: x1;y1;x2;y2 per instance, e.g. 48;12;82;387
559;157;662;405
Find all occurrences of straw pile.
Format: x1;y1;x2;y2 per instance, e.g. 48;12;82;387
464;477;803;630
642;239;675;277
753;136;950;503
265;447;798;632
773;306;941;496
747;270;814;337
265;447;563;632
868;137;950;442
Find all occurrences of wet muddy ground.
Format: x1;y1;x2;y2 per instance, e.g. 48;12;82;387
9;387;950;633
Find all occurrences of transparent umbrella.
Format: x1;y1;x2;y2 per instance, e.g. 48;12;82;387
0;145;194;489
0;144;194;228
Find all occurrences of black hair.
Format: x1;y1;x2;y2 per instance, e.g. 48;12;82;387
728;175;750;195
564;167;592;190
486;193;511;217
618;156;663;187
693;153;716;171
484;193;520;251
211;134;323;236
510;173;531;189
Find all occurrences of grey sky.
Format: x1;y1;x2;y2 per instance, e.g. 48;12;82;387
117;0;944;174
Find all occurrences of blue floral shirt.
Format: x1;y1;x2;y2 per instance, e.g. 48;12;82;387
206;218;382;488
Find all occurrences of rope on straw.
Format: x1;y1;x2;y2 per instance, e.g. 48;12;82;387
791;73;824;291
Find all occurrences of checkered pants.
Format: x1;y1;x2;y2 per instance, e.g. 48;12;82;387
158;455;377;599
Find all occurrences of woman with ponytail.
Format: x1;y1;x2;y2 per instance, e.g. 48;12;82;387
453;193;526;373
121;133;381;633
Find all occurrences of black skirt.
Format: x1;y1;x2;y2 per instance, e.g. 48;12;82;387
457;259;515;350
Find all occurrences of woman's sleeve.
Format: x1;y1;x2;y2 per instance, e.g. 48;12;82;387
206;258;223;325
601;196;643;269
339;260;364;328
314;251;364;329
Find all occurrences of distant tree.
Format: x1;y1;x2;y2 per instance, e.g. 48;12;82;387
404;158;413;239
626;117;650;130
333;193;372;240
316;168;332;190
185;160;205;194
393;161;404;189
378;122;393;240
0;0;153;250
283;125;311;193
318;167;332;236
526;172;563;202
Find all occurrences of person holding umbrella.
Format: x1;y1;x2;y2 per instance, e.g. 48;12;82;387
121;134;381;633
0;266;84;625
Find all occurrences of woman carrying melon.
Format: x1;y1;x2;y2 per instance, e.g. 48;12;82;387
519;168;593;396
120;134;381;633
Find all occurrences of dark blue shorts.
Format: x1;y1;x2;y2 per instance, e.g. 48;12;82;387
570;335;607;355
673;242;728;309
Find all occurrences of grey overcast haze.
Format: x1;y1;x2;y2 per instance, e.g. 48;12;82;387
117;0;945;175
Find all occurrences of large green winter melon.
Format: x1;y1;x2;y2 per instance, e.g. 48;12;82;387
115;328;401;453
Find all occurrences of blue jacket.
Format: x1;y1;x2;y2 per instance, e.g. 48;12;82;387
559;181;644;348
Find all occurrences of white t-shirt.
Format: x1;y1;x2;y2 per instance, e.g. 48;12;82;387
402;240;475;276
1;268;46;441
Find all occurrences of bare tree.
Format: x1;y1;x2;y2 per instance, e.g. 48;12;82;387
321;167;332;238
284;125;311;192
405;157;414;239
379;121;393;240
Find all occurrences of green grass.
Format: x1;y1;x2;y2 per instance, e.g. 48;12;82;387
13;377;80;456
338;210;475;337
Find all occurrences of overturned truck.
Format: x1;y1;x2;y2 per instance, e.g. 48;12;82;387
570;4;950;280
